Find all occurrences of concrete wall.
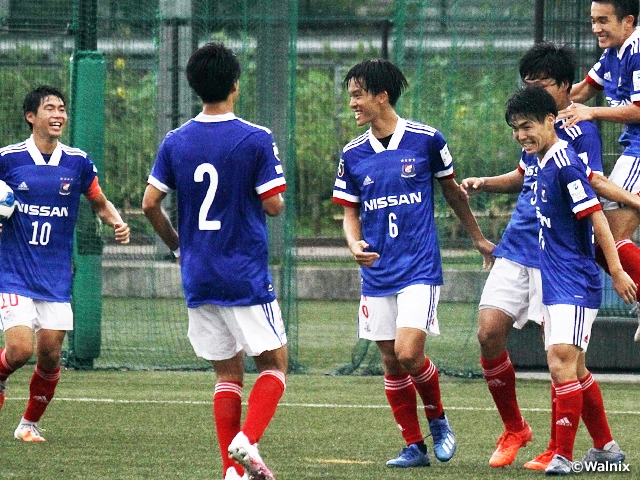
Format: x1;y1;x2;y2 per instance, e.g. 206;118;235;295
102;261;489;302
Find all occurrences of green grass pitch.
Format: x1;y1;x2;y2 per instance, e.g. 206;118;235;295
0;368;638;479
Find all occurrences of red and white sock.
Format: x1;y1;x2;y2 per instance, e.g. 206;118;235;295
23;365;60;423
481;351;525;432
242;370;286;445
0;348;16;382
553;380;582;461
411;358;444;420
214;381;243;478
385;373;423;445
596;240;640;301
580;373;613;449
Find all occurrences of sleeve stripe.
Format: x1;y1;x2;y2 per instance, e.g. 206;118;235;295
434;167;454;179
586;73;604;89
333;190;359;204
574;198;602;219
256;177;286;195
333;196;359;208
147;175;172;193
259;183;286;200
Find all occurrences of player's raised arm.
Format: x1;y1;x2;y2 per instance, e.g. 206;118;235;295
460;169;524;199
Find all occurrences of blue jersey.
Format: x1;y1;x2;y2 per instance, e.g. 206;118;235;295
493;117;602;268
587;27;640;155
536;140;602;309
148;113;286;308
332;117;453;296
0;136;99;302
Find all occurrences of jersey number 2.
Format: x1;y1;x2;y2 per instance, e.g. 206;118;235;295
194;163;221;231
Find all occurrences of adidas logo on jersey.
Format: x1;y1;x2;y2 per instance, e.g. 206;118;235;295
363;176;374;187
17;181;28;191
556;417;572;427
487;379;506;387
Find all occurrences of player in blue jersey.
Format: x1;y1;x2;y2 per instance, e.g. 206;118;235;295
142;43;286;480
0;85;130;442
332;58;495;469
505;85;636;475
461;42;640;470
560;0;640;342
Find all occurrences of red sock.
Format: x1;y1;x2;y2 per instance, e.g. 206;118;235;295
411;358;444;420
0;348;17;382
553;380;582;461
242;370;285;444
480;351;525;432
596;241;640;301
213;381;243;478
384;373;423;445
548;384;557;451
23;365;60;423
580;373;613;449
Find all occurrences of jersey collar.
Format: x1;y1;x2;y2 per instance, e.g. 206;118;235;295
617;27;640;59
26;135;62;166
368;117;406;153
194;112;236;123
538;139;568;169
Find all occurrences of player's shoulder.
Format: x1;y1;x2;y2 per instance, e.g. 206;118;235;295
59;142;88;158
343;131;369;154
560;118;599;142
621;29;640;58
404;119;439;137
0;140;28;157
235;117;273;136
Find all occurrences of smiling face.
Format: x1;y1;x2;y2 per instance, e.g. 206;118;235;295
347;78;386;127
510;114;557;159
26;95;67;141
591;2;634;49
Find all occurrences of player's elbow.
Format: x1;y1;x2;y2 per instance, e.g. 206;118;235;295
262;194;284;217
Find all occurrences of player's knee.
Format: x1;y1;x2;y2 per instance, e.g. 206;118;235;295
5;344;34;368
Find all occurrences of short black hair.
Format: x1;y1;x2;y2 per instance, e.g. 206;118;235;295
23;85;66;130
185;42;241;103
519;42;576;93
594;0;639;26
505;85;558;127
343;59;408;107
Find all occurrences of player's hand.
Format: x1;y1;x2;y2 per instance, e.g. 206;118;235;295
348;240;380;268
557;103;592;129
0;222;3;234
460;177;485;199
611;269;637;305
114;222;131;245
474;237;496;270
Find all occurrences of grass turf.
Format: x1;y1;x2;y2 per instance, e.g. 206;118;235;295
0;368;638;479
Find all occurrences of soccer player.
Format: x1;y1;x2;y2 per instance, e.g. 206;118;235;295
0;85;130;442
559;0;640;342
505;85;636;475
142;43;287;480
461;42;640;469
332;58;495;468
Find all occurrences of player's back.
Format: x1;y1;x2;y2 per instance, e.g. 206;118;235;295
152;114;284;307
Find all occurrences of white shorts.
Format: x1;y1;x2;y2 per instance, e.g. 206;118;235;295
542;304;597;352
187;300;287;361
601;155;640;211
358;284;440;341
479;257;543;328
0;294;73;332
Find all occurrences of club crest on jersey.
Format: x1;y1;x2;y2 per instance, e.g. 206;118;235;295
59;178;73;195
401;164;416;178
337;158;345;178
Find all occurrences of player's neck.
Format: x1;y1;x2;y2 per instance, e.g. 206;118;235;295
201;98;234;116
370;111;399;139
32;132;58;154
